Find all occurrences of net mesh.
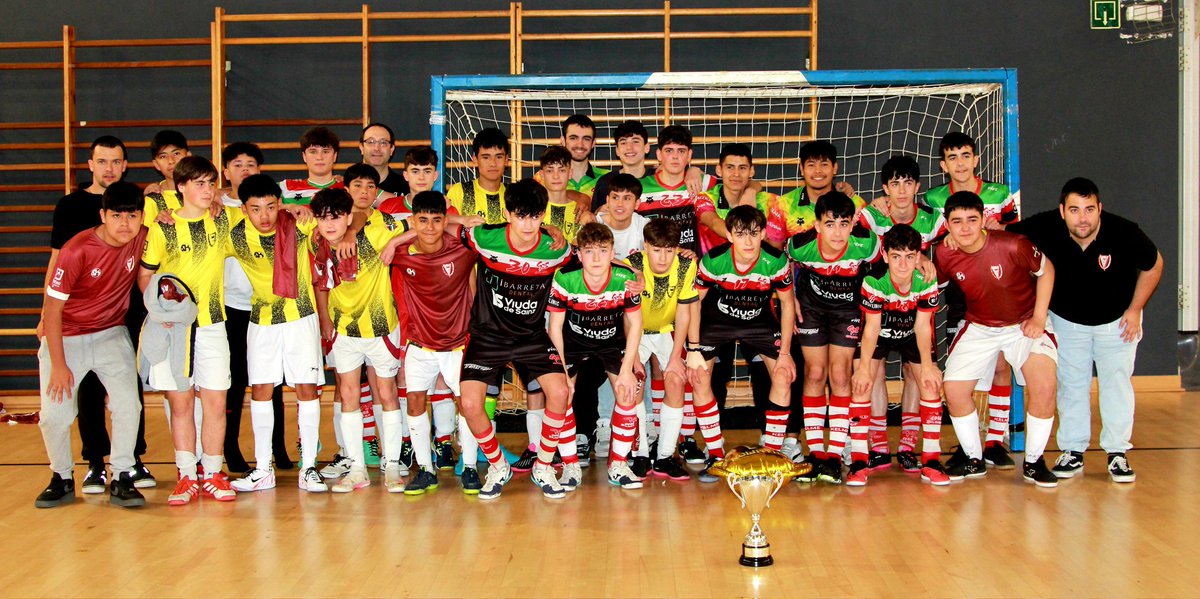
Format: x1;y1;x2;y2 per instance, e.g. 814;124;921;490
440;76;1009;414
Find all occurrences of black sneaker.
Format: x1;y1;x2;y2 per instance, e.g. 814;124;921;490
679;437;706;464
130;459;157;489
945;445;967;470
109;471;146;508
512;448;537;473
403;468;440;495
460;467;483;495
796;455;821;483
698;456;722;483
576;435;591;468
435;441;456;471
630;456;652;479
651;456;690;481
82;464;107;495
1052;451;1085;478
1022;457;1058;488
946;454;987;480
398;440;415;472
896;450;921;473
818;457;843;485
35;473;74;508
1107;453;1136;483
867;450;891;471
983;443;1016;469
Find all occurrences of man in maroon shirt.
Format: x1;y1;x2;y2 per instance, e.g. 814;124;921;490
36;181;148;509
934;191;1060;487
386;191;481;494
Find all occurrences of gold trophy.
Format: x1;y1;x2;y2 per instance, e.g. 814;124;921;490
708;447;811;567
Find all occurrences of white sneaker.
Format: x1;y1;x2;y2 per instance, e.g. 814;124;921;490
320;453;353;479
384;462;404;493
479;461;512;500
594;419;612;458
298;467;327;493
559;462;582;492
608;461;644;489
531;463;566;499
231;467;275;492
331;469;370;493
781;438;802;462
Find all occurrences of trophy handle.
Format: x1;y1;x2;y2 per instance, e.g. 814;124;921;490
763;472;785;509
726;475;747;509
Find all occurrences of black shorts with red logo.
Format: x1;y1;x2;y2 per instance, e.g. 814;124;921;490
871;332;938;364
462;330;564;387
697;318;782;362
796;303;862;348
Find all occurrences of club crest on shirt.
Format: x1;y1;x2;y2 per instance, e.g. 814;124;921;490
990;264;1003;280
1099;255;1112;271
442;263;455;277
125;257;135;272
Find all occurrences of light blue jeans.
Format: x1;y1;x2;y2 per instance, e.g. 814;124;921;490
1049;312;1138;454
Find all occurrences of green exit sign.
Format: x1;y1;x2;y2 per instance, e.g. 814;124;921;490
1092;0;1120;29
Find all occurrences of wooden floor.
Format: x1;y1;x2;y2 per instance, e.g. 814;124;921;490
2;385;1199;598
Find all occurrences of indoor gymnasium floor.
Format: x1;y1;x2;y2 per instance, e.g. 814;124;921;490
0;381;1196;598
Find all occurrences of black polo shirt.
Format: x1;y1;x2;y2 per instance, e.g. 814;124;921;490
50;188;103;249
1008;209;1158;325
378;167;410;196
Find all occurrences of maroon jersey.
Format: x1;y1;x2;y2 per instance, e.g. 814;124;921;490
934;230;1045;327
47;228;147;336
390;231;475;351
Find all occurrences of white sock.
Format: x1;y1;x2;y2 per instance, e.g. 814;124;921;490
657;405;684;459
526;408;544;449
1024;414;1055;463
372;402;385;439
408;410;433;471
340;410;365;470
380;409;404;467
949;411;983;460
459;415;480;470
297;399;320;469
250;400;274;470
333;403;345;454
634;402;650;458
175;450;197;479
432;392;457;441
200;453;223;479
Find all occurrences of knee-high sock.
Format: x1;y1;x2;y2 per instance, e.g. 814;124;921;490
474;421;503;465
407;410;433;471
340;410;366;470
1024;414;1054;463
919;400;943;465
869;415;889;452
610;403;639;463
297;399;320;470
827;395;852;458
359;381;376;442
899;411;920;453
802;394;828;458
250;400;274;470
333;403;345;453
695;398;725;459
680;385;697;437
633;402;650;457
763;402;790;450
536;409;566;467
380;409;403;468
559;407;579;464
431;390;456;444
986;384;1011;446
657;404;684;459
949;411;982;460
459;415;480;469
650;378;665;436
525;409;544;450
849;401;871;465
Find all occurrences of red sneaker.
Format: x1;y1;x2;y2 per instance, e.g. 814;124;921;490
202;472;237;501
845;461;869;487
168;476;199;506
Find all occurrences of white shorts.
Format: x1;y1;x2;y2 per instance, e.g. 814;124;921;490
944;321;1058;390
247;315;324;387
193;322;232;391
404;344;463;396
638;332;678;370
330;327;402;378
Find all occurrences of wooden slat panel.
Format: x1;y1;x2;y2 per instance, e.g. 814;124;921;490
0;288;41;296
0;267;45;275
0;206;53;213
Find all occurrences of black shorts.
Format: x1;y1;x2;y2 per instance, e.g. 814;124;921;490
698;322;781;361
564;347;625;379
871;333;938;364
462;331;564;387
797;304;861;348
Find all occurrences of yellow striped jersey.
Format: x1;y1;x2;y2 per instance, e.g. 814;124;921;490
447;179;507;225
624;251;698;334
227;215;319;326
312;209;407;338
141;206;234;327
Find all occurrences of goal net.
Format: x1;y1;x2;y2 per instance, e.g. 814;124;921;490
431;70;1020;415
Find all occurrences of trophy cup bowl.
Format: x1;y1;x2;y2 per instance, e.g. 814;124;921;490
712;447;811;567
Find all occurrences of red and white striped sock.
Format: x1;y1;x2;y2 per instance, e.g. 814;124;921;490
695;398;725;459
680;385;697;437
802;395;828;458
473;423;503;465
650;378;665;437
536;409;566;466
919;399;943;464
609;403;638;463
763;403;790;450
869;415;888;452
360;381;376;441
850;401;871;465
559;406;579;464
899;411;920;453
431;390;455;444
826;395;852;458
986;384;1011;446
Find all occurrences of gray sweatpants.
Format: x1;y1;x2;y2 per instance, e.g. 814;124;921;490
39;326;141;477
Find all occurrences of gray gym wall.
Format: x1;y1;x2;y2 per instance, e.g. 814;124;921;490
0;1;1179;380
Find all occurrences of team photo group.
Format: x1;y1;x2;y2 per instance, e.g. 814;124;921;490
33;113;1162;509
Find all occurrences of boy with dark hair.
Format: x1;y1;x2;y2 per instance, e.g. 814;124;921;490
695;143;778;252
591;119;651;212
458;179;574;499
145;130;190;196
138;156;237;505
281;126;343;206
788;192;880;484
688;205;797;482
548;222;643;490
359;122;410;196
848;224;948;486
36;181;148;509
595;173;649;259
537;145;594;244
766;140;864;249
226;173;325;493
637;125;716;254
447;127;509;224
378;146;440;219
935;191;1059;487
558;114;609;197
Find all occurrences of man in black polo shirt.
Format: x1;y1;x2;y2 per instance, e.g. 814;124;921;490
38;135;155;492
1008;177;1162;483
359;122;410;197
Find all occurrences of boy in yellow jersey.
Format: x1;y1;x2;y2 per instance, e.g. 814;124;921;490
225;174;326;493
625;218;697;481
310;187;410;493
446;128;509;224
137;156;237;505
537;145;594;244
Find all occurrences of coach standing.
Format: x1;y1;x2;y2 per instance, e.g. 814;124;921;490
1008;177;1162;483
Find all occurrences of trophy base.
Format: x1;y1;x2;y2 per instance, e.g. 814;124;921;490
739;543;773;568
